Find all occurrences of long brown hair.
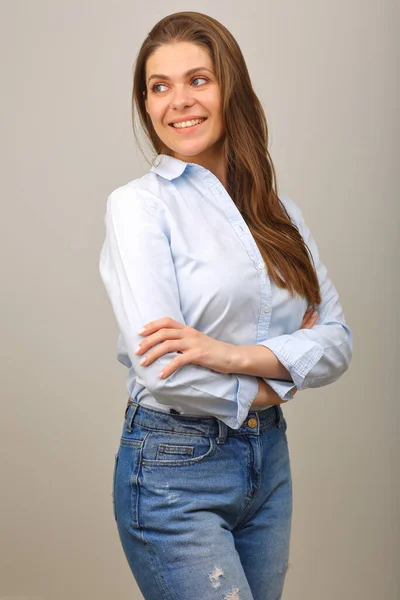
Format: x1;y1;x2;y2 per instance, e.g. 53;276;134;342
132;11;321;306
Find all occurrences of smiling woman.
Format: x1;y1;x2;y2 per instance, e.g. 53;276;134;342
99;10;353;600
142;42;225;178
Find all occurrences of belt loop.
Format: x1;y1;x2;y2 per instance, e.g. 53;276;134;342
125;400;139;432
216;419;228;444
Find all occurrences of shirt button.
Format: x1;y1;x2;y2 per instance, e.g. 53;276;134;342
264;305;271;312
257;262;265;270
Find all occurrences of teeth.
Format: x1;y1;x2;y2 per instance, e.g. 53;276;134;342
171;118;206;129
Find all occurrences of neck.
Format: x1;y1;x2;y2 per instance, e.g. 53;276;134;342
172;141;228;190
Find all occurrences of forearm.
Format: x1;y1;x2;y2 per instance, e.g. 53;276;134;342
230;345;294;382
251;377;297;407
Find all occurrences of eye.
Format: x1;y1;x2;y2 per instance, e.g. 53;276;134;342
151;82;168;93
192;76;208;87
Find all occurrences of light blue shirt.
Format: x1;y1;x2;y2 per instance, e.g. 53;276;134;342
99;153;353;429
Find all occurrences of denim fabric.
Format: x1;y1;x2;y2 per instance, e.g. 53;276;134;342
112;399;292;600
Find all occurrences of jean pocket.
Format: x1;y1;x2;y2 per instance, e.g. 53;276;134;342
141;432;216;467
112;451;119;521
117;439;145;527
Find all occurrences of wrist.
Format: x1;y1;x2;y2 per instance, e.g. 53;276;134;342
254;378;286;407
228;344;249;374
252;378;272;406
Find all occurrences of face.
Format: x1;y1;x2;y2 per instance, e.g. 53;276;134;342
144;42;225;166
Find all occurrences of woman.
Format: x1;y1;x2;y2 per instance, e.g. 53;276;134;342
99;11;353;600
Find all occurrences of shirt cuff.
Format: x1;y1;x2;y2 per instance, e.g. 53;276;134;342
230;374;259;430
263;378;297;401
258;336;324;391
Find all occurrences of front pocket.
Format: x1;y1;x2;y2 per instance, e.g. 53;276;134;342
142;432;216;466
156;443;194;461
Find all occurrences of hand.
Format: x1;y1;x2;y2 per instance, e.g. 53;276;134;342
135;317;236;379
301;305;319;329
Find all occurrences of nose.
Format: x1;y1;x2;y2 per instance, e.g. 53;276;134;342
169;84;195;110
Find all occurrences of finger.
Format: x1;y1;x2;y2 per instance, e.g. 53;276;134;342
139;317;185;336
136;328;183;354
139;340;185;367
300;313;312;327
301;306;313;323
301;311;319;329
159;354;187;379
300;315;309;327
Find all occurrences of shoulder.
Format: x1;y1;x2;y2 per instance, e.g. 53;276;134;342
106;172;165;214
278;194;320;262
104;175;172;237
278;193;315;246
278;193;303;225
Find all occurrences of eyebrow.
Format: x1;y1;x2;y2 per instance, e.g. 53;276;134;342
147;66;214;86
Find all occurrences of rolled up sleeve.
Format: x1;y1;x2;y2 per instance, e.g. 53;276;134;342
258;197;354;394
263;378;298;401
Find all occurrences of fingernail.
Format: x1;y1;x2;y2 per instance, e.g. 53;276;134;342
138;327;146;335
307;305;313;312
312;311;318;318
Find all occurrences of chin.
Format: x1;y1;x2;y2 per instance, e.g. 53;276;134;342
171;139;217;155
167;145;207;158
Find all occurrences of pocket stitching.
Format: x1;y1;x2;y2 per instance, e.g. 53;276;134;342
142;436;216;466
157;444;194;455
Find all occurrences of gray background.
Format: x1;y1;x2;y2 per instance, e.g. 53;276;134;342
1;1;398;599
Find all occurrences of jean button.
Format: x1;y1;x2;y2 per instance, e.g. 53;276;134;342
247;418;258;428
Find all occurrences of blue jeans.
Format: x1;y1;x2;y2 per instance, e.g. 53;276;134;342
112;400;292;600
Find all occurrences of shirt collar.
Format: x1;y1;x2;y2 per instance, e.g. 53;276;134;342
149;154;191;181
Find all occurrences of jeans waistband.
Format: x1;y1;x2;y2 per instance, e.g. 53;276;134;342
124;398;286;443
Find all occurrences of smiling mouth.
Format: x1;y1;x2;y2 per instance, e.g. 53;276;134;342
168;117;208;129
